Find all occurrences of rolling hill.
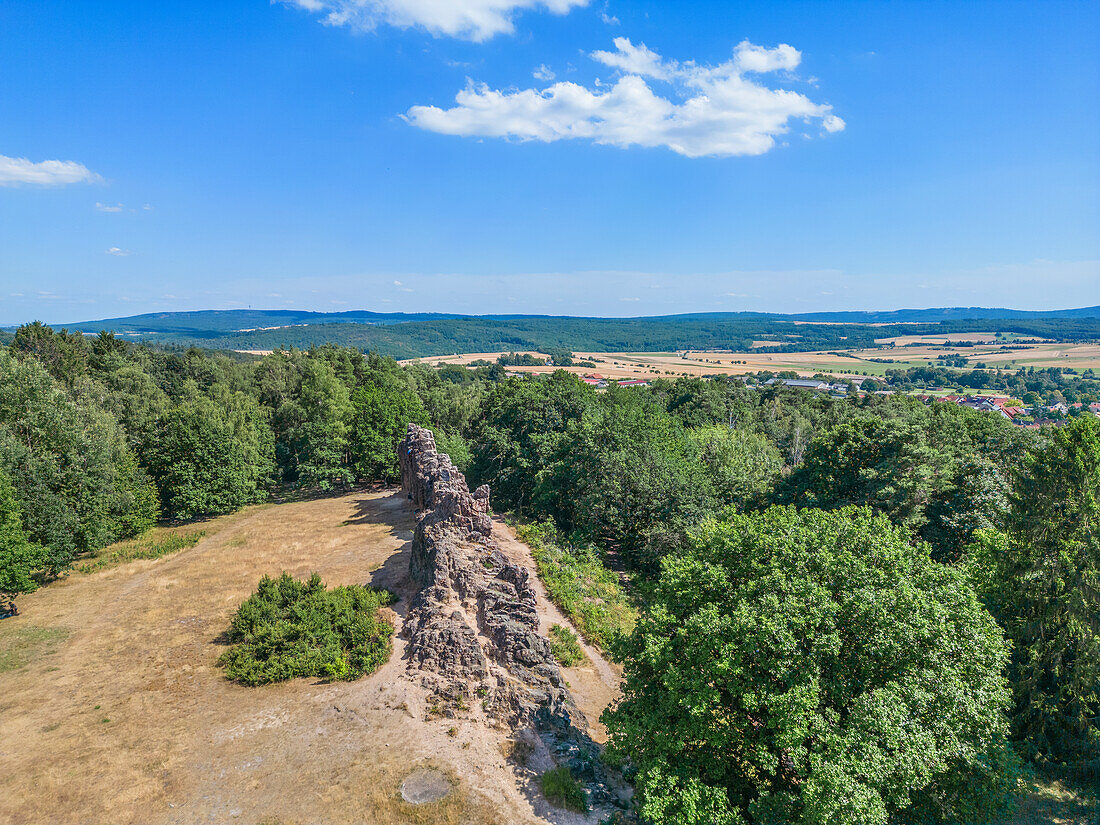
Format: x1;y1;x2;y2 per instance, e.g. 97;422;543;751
11;306;1100;359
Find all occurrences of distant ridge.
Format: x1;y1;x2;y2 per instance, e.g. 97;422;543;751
51;309;468;336
51;304;1100;334
7;305;1097;361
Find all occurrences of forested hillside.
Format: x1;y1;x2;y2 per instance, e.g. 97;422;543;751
1;323;1097;823
33;309;1100;359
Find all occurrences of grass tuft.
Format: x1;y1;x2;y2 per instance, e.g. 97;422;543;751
547;624;585;668
218;572;394;685
77;530;206;573
538;765;587;813
0;625;69;673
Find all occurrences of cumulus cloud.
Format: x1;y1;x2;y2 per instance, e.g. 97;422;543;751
105;247;131;257
0;154;102;187
96;202;124;212
278;0;588;41
405;37;844;157
533;63;556;81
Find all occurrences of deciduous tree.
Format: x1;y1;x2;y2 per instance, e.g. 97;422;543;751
972;415;1100;766
605;507;1015;825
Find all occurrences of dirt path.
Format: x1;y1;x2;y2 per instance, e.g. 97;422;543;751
492;518;621;741
0;490;616;825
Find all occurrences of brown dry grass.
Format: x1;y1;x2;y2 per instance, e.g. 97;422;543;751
0;490;610;825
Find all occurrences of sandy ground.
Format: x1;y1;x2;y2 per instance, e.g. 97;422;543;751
0;490;620;825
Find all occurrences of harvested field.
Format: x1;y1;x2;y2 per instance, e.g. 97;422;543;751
0;490;618;825
407;342;1100;381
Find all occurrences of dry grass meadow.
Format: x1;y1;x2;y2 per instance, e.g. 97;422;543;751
0;490;617;825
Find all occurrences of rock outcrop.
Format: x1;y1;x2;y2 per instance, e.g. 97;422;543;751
398;423;585;733
398;424;625;810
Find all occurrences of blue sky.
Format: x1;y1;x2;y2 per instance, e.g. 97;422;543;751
1;0;1097;324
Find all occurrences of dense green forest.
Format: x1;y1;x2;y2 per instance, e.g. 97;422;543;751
1;323;1097;823
30;309;1100;359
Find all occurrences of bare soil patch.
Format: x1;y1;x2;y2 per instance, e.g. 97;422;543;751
0;490;618;825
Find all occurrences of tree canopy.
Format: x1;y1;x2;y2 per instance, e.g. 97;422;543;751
971;415;1100;768
604;507;1015;825
0;467;49;608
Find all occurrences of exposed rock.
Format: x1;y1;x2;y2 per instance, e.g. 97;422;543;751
398;423;584;731
398;424;625;809
400;767;452;804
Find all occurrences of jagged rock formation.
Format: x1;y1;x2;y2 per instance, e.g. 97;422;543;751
398;424;624;809
399;423;585;732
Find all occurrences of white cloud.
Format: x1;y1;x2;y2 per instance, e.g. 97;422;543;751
601;11;618;25
278;0;588;42
732;40;800;74
405;37;844;157
0;154;102;187
96;202;124;212
590;37;672;79
533;64;556;81
105;247;131;257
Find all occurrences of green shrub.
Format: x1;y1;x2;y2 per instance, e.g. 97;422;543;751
539;765;587;812
0;467;48;606
548;624;585;667
218;572;394;685
435;430;472;472
76;530;206;573
517;520;636;655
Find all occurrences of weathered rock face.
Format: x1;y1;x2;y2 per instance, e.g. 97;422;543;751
398;423;586;733
398;423;630;813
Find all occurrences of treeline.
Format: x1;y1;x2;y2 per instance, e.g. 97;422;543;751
0;323;481;601
467;374;1038;568
52;314;1100;359
749;363;1100;405
876;364;1100;404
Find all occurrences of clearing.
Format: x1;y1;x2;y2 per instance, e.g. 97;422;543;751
0;489;618;825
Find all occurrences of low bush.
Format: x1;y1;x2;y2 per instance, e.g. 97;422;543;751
547;624;585;667
516;520;636;655
539;765;587;813
77;530;206;573
219;572;394;685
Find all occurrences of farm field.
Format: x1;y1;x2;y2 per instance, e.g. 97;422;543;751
408;341;1100;381
0;489;617;825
